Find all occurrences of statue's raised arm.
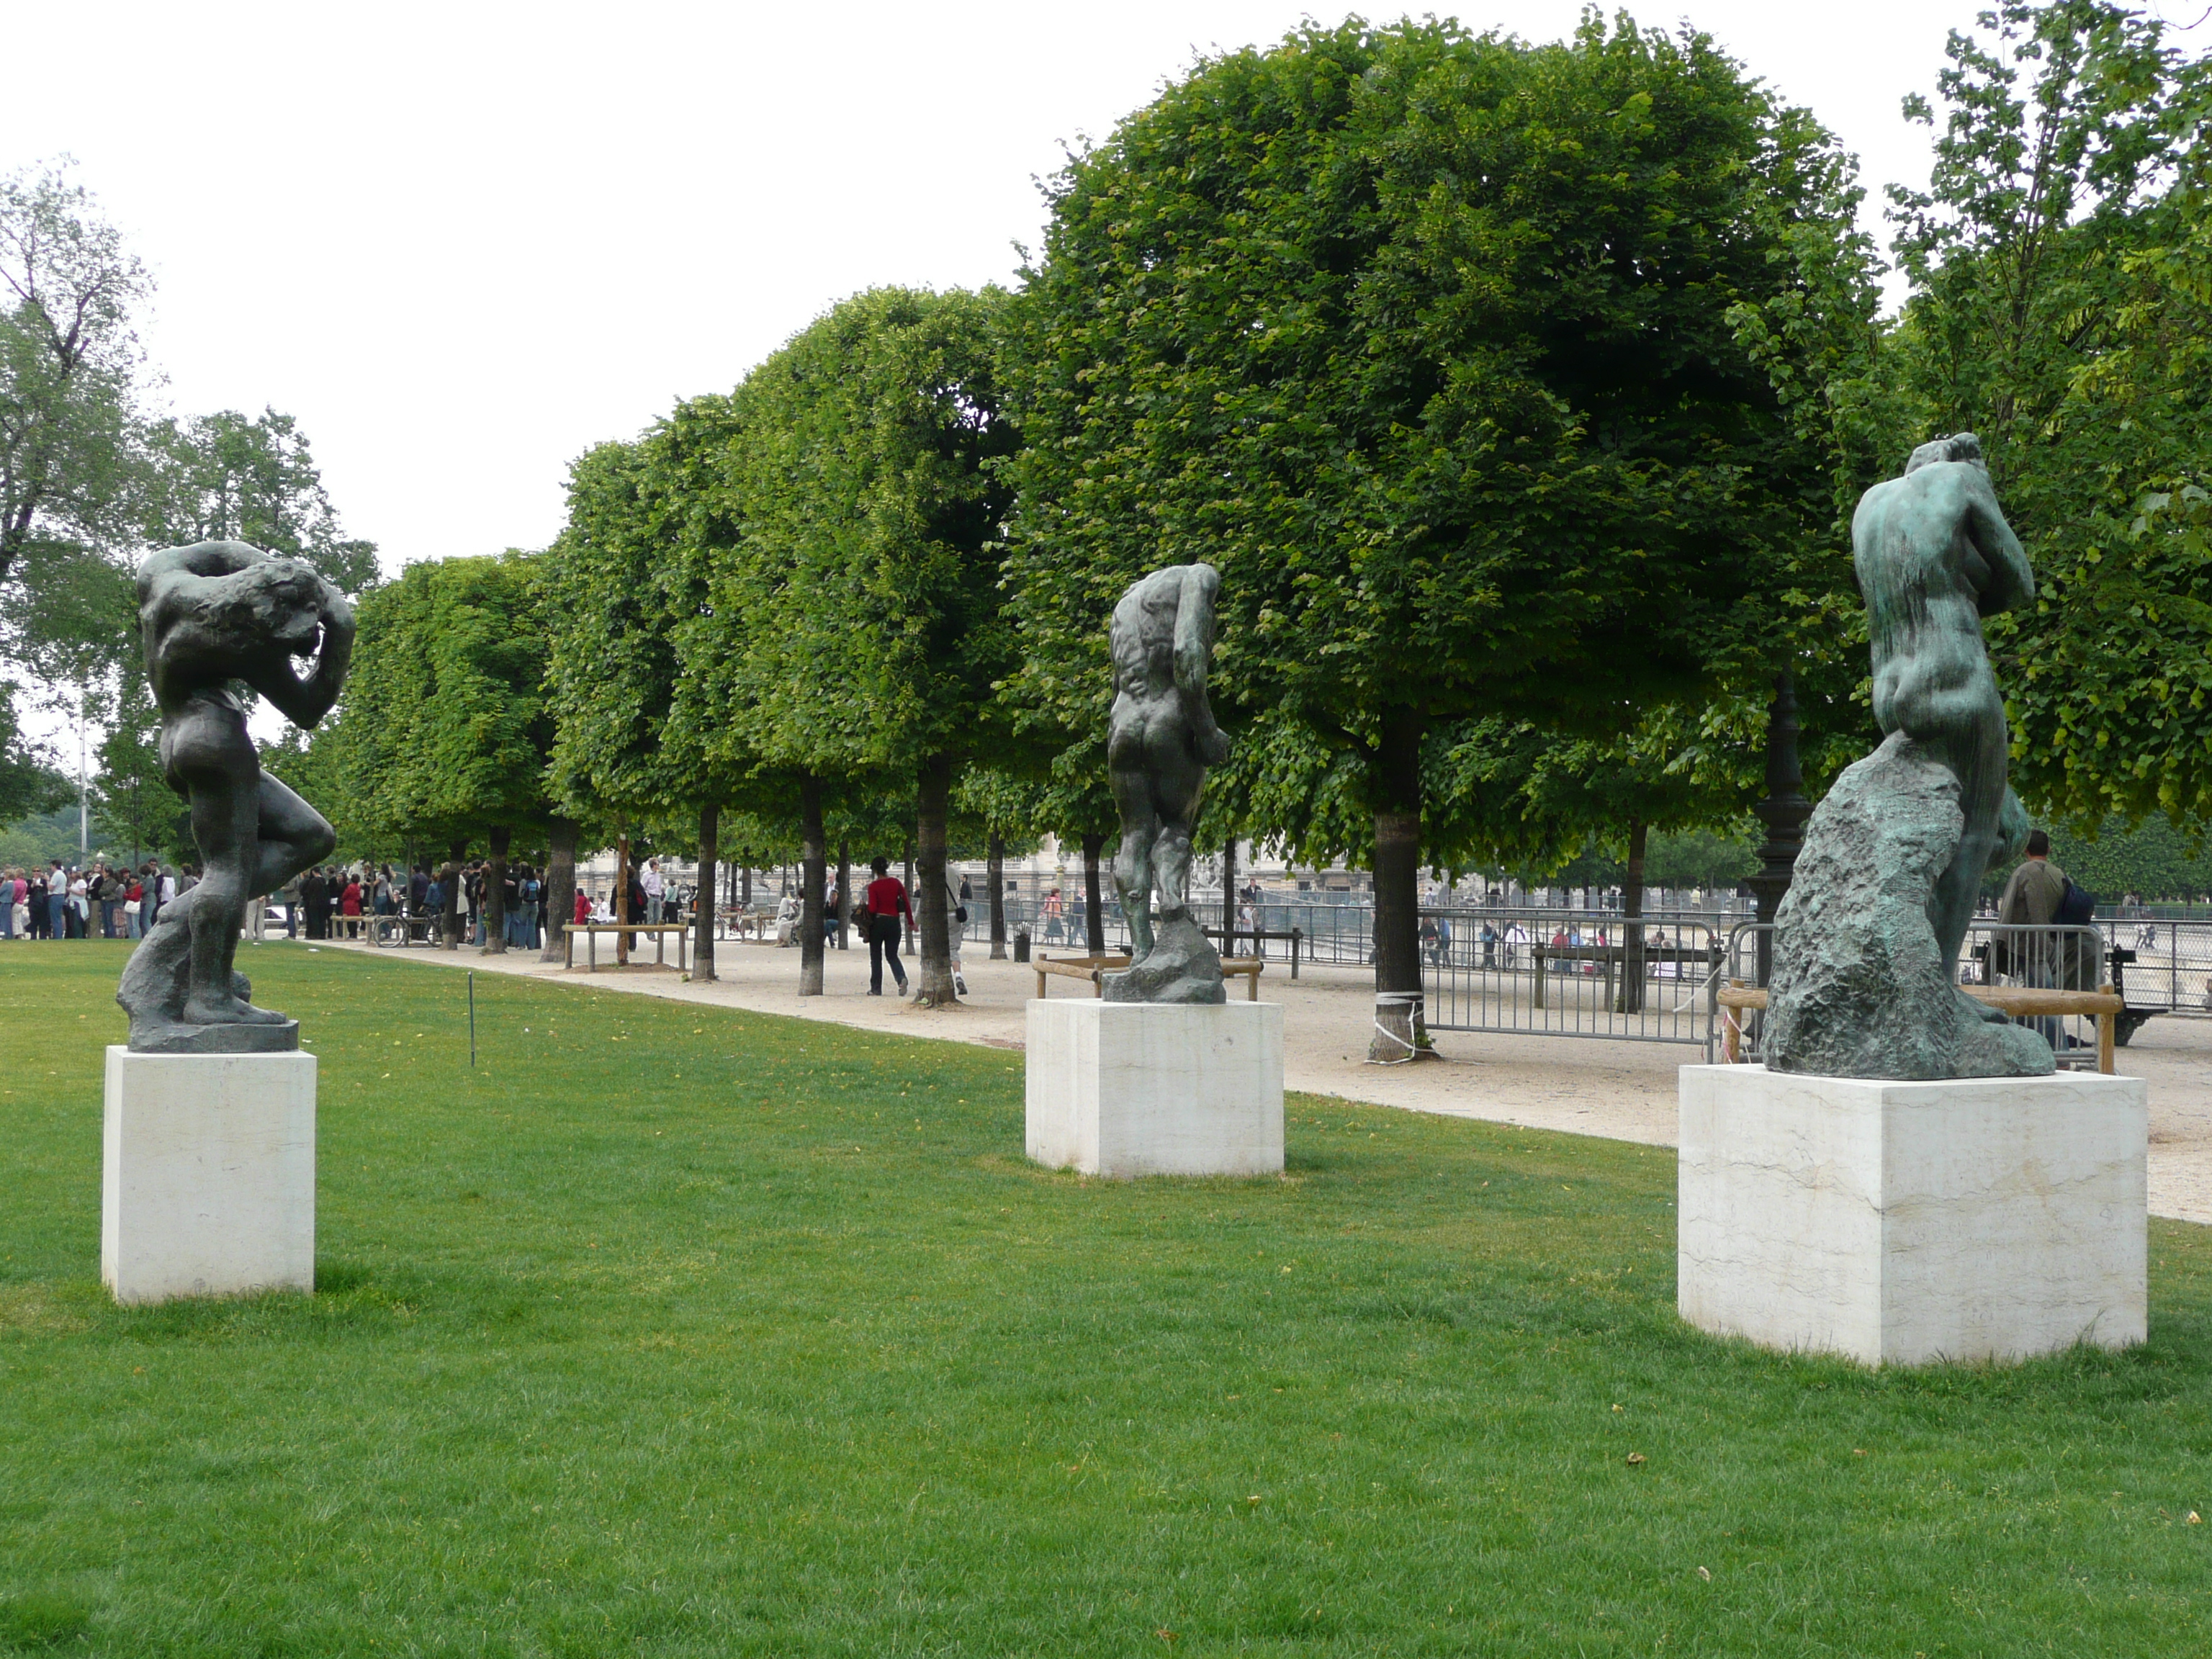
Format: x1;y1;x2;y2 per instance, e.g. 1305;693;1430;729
120;540;349;1052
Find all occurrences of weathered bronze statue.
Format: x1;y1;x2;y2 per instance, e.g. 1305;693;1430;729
117;541;353;1052
1766;435;2051;1077
1103;562;1231;1004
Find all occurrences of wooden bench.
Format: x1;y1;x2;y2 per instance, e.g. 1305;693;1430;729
1033;953;1264;1001
1715;980;2123;1073
1202;925;1304;979
565;922;691;974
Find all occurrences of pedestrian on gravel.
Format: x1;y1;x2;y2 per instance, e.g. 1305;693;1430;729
863;856;912;996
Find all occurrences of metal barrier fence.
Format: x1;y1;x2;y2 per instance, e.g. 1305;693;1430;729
2094;915;2212;1016
1713;921;2113;1068
1415;909;1724;1045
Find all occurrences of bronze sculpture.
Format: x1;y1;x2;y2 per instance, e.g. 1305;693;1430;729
117;541;353;1052
1103;562;1231;1004
1765;435;2051;1077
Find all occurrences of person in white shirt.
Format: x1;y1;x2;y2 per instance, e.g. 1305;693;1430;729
641;860;665;922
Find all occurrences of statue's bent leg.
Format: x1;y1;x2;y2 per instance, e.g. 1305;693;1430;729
252;770;336;898
1110;763;1160;962
182;764;279;1024
1929;696;2010;997
1146;730;1208;922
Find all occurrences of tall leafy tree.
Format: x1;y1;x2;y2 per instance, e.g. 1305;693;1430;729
1003;17;1878;1048
709;286;1019;1005
1884;0;2212;830
141;408;379;593
0;161;147;588
326;552;554;949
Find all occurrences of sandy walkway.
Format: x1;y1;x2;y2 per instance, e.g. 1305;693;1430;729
313;932;2212;1225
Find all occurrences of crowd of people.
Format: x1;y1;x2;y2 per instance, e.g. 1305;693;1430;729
1;854;562;950
1;859;183;940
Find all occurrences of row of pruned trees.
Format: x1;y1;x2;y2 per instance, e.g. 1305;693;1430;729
295;4;2212;1043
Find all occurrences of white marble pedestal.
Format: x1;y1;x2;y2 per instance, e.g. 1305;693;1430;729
1678;1064;2146;1366
1026;1000;1284;1177
103;1047;317;1305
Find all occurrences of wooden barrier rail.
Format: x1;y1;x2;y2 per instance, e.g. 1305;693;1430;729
1034;953;1264;1002
1716;980;2122;1073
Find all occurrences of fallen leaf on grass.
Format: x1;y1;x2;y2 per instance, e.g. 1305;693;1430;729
1626;1452;1647;1466
1696;1566;1711;1581
2190;1511;2203;1524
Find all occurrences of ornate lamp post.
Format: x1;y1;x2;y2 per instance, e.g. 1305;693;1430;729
1745;672;1811;986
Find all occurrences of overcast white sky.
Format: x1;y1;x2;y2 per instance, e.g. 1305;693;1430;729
0;0;2118;585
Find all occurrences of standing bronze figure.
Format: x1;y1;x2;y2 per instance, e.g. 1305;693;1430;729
1103;562;1231;1004
1766;435;2051;1078
117;541;354;1052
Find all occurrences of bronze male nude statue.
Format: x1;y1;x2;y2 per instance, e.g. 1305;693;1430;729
1856;433;2034;976
117;541;353;1051
1102;562;1231;1004
1765;434;2051;1077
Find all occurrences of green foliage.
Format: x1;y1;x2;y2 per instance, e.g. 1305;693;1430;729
544;439;687;822
2045;812;2212;901
1002;15;1881;878
325;552;552;855
0;685;68;827
709;286;1018;782
140;407;378;594
1884;1;2212;830
0;804;79;871
0;161;147;588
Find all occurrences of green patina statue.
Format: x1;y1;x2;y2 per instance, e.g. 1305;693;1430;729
117;541;354;1053
1103;562;1231;1004
1766;434;2052;1078
1858;433;2036;969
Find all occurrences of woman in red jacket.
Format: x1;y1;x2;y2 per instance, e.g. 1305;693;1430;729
863;856;912;997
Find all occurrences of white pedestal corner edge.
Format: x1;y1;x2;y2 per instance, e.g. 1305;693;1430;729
1025;999;1285;1178
1677;1062;2146;1367
103;1046;318;1305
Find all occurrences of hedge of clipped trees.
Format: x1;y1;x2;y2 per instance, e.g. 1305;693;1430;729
283;4;2212;1050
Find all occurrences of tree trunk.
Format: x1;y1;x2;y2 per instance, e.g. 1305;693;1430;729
741;863;752;909
903;839;917;952
483;827;511;954
539;817;577;963
987;833;1007;960
442;839;466;950
1081;832;1106;954
914;755;958;1005
1223;837;1238;953
615;831;631;966
694;799;719;981
1367;709;1428;1060
799;775;825;997
837;840;851;951
1618;818;1648;1015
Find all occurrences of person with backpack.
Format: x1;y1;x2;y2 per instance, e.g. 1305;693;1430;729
863;855;912;997
1998;830;2098;1045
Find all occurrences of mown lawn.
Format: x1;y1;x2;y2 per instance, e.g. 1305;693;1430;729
2;941;2210;1657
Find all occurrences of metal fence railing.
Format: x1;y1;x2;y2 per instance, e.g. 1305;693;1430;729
1713;921;2114;1069
1413;909;1724;1045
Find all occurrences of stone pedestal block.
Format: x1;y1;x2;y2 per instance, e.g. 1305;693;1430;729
1026;1000;1283;1177
1678;1063;2146;1365
103;1046;317;1305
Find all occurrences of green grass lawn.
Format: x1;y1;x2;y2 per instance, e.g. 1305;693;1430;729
4;942;2211;1656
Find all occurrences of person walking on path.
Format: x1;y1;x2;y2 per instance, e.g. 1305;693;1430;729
863;856;912;996
341;873;364;938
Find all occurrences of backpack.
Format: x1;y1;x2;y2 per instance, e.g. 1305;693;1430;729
2056;879;2097;928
